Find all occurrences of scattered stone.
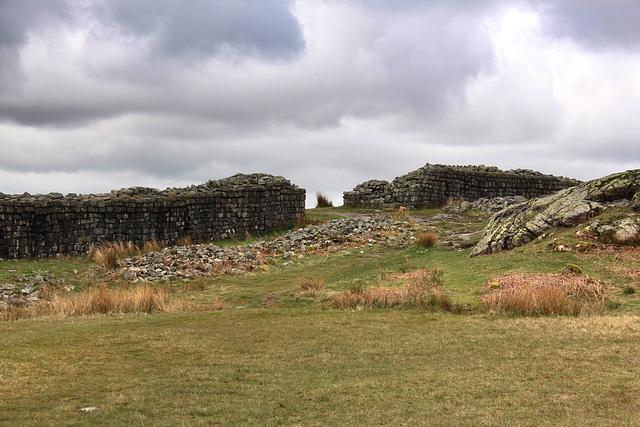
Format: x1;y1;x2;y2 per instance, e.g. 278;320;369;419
1;270;63;307
119;216;413;282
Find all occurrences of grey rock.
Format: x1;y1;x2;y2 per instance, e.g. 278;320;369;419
472;169;640;256
613;218;640;244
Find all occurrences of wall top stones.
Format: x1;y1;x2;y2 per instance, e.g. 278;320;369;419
0;173;305;259
0;173;299;203
343;163;581;208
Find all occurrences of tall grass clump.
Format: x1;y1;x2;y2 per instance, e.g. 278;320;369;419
88;239;166;270
143;238;166;253
484;273;608;316
316;193;333;208
87;241;135;270
1;283;192;321
415;230;439;248
297;278;326;297
329;268;465;313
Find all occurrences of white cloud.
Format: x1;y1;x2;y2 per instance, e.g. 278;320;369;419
0;0;639;207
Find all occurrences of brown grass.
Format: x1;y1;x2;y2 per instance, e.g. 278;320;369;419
315;192;333;208
177;236;193;246
88;239;167;270
392;206;410;220
1;283;192;321
483;273;609;316
415;230;439;248
143;238;166;253
330;268;465;312
297;278;326;297
211;300;227;310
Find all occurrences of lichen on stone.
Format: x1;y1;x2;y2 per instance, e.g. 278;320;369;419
471;170;640;256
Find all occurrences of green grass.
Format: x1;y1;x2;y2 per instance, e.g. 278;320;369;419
2;311;640;425
2;207;640;425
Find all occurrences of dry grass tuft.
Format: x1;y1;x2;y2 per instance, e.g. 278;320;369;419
88;239;167;270
88;241;136;270
143;238;166;253
483;273;609;316
1;283;192;321
211;300;227;310
392;206;410;220
330;268;465;312
298;278;326;297
316;192;333;208
415;230;439;248
177;236;193;246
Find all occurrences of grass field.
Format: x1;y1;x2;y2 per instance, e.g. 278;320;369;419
1;207;640;425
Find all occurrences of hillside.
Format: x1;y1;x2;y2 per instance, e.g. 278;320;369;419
1;174;640;425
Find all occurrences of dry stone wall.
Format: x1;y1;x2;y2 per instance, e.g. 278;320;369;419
343;164;581;208
0;174;305;259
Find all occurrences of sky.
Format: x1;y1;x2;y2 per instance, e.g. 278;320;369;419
1;0;639;206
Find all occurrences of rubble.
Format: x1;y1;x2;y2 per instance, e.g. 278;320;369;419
120;216;415;282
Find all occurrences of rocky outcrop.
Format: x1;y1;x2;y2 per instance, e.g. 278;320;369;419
343;164;580;208
471;170;640;256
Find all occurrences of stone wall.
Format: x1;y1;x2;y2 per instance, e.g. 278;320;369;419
0;174;305;259
343;164;581;208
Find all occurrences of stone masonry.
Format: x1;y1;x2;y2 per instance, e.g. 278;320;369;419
0;173;305;259
343;164;581;208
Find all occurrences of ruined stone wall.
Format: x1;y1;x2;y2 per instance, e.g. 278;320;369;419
0;174;305;259
343;164;581;208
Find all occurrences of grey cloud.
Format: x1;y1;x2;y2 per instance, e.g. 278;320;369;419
0;0;70;48
94;0;305;60
539;0;640;49
371;9;495;118
0;0;70;92
0;0;497;129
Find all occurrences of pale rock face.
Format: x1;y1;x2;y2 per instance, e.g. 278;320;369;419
613;219;640;245
471;170;640;256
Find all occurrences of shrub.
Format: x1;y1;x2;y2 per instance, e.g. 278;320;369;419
415;231;439;248
623;285;636;295
316;193;333;208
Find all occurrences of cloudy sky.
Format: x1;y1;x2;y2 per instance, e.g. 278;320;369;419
1;0;639;206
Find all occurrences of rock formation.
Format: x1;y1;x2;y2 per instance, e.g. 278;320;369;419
471;169;640;256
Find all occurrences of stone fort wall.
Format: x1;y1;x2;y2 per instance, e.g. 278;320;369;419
0;174;305;259
343;164;581;208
